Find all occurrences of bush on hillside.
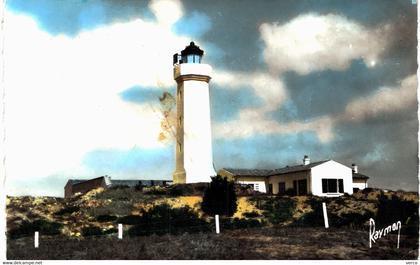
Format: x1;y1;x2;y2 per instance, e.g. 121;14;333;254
54;205;80;216
96;214;118;222
8;219;63;239
376;194;418;235
201;175;237;217
168;184;194;196
219;217;264;230
243;211;261;218
127;204;210;236
117;215;143;225
260;197;295;224
110;185;130;190
143;186;167;195
81;226;117;237
293;197;325;227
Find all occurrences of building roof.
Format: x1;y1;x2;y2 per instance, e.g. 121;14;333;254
353;173;370;180
181;41;204;56
110;179;170;187
66;177;171;187
223;160;330;178
67;176;105;186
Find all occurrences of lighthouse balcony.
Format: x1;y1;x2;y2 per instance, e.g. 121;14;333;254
174;63;212;79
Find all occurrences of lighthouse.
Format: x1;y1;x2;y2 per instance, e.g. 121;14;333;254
172;42;216;183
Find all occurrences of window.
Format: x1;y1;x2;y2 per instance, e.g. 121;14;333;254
268;184;273;194
322;179;344;193
278;182;286;195
338;179;344;193
298;179;307;195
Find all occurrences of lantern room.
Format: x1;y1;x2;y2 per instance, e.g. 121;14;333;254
173;41;204;64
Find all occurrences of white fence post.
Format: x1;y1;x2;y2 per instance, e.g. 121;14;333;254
322;202;329;229
34;231;39;248
118;223;123;239
215;214;220;234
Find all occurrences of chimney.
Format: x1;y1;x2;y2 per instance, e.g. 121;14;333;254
104;175;112;186
303;155;310;165
352;163;358;173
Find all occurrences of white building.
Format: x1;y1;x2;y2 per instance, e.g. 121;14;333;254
219;155;370;197
172;42;216;183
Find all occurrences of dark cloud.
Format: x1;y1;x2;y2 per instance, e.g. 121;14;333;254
272;58;415;122
330;109;418;191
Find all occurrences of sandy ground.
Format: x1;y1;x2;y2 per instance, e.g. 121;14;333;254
7;226;418;260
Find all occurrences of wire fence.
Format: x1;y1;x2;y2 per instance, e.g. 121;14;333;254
24;214;224;248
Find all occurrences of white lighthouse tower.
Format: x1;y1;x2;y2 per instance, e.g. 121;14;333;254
172;42;216;183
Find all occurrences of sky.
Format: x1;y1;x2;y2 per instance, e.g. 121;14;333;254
2;0;418;196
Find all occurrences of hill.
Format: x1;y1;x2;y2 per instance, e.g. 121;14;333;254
6;185;419;259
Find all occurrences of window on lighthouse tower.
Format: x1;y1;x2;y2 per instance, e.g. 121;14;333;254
184;54;201;63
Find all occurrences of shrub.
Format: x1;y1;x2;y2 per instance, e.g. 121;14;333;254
260;197;295;224
201;175;237;217
8;219;63;239
293;198;324;227
143;186;167;195
54;205;80;216
128;204;210;236
243;211;261;218
134;181;144;191
329;210;374;228
96;214;118;222
231;218;263;229
284;188;296;196
168;184;194;196
219;217;264;230
117;215;143;225
81;226;117;237
110;185;130;190
376;194;418;235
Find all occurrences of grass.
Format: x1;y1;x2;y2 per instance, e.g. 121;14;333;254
7;227;418;260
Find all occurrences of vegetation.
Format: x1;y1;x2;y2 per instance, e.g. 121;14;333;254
117;215;143;225
54;205;80;216
96;214;118;222
258;197;296;224
127;204;211;236
376;193;418;235
201;176;237;216
5;186;419;259
81;226;117;237
7;227;418;259
242;211;261;218
8;219;63;239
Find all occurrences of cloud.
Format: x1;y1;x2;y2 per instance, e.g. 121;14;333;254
173;11;211;38
212;11;413;145
212;70;287;112
149;0;183;26
339;74;417;122
212;69;334;142
3;0;191;184
213;72;416;144
259;13;391;75
214;113;334;143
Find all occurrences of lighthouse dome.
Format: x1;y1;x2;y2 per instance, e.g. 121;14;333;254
180;42;203;64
